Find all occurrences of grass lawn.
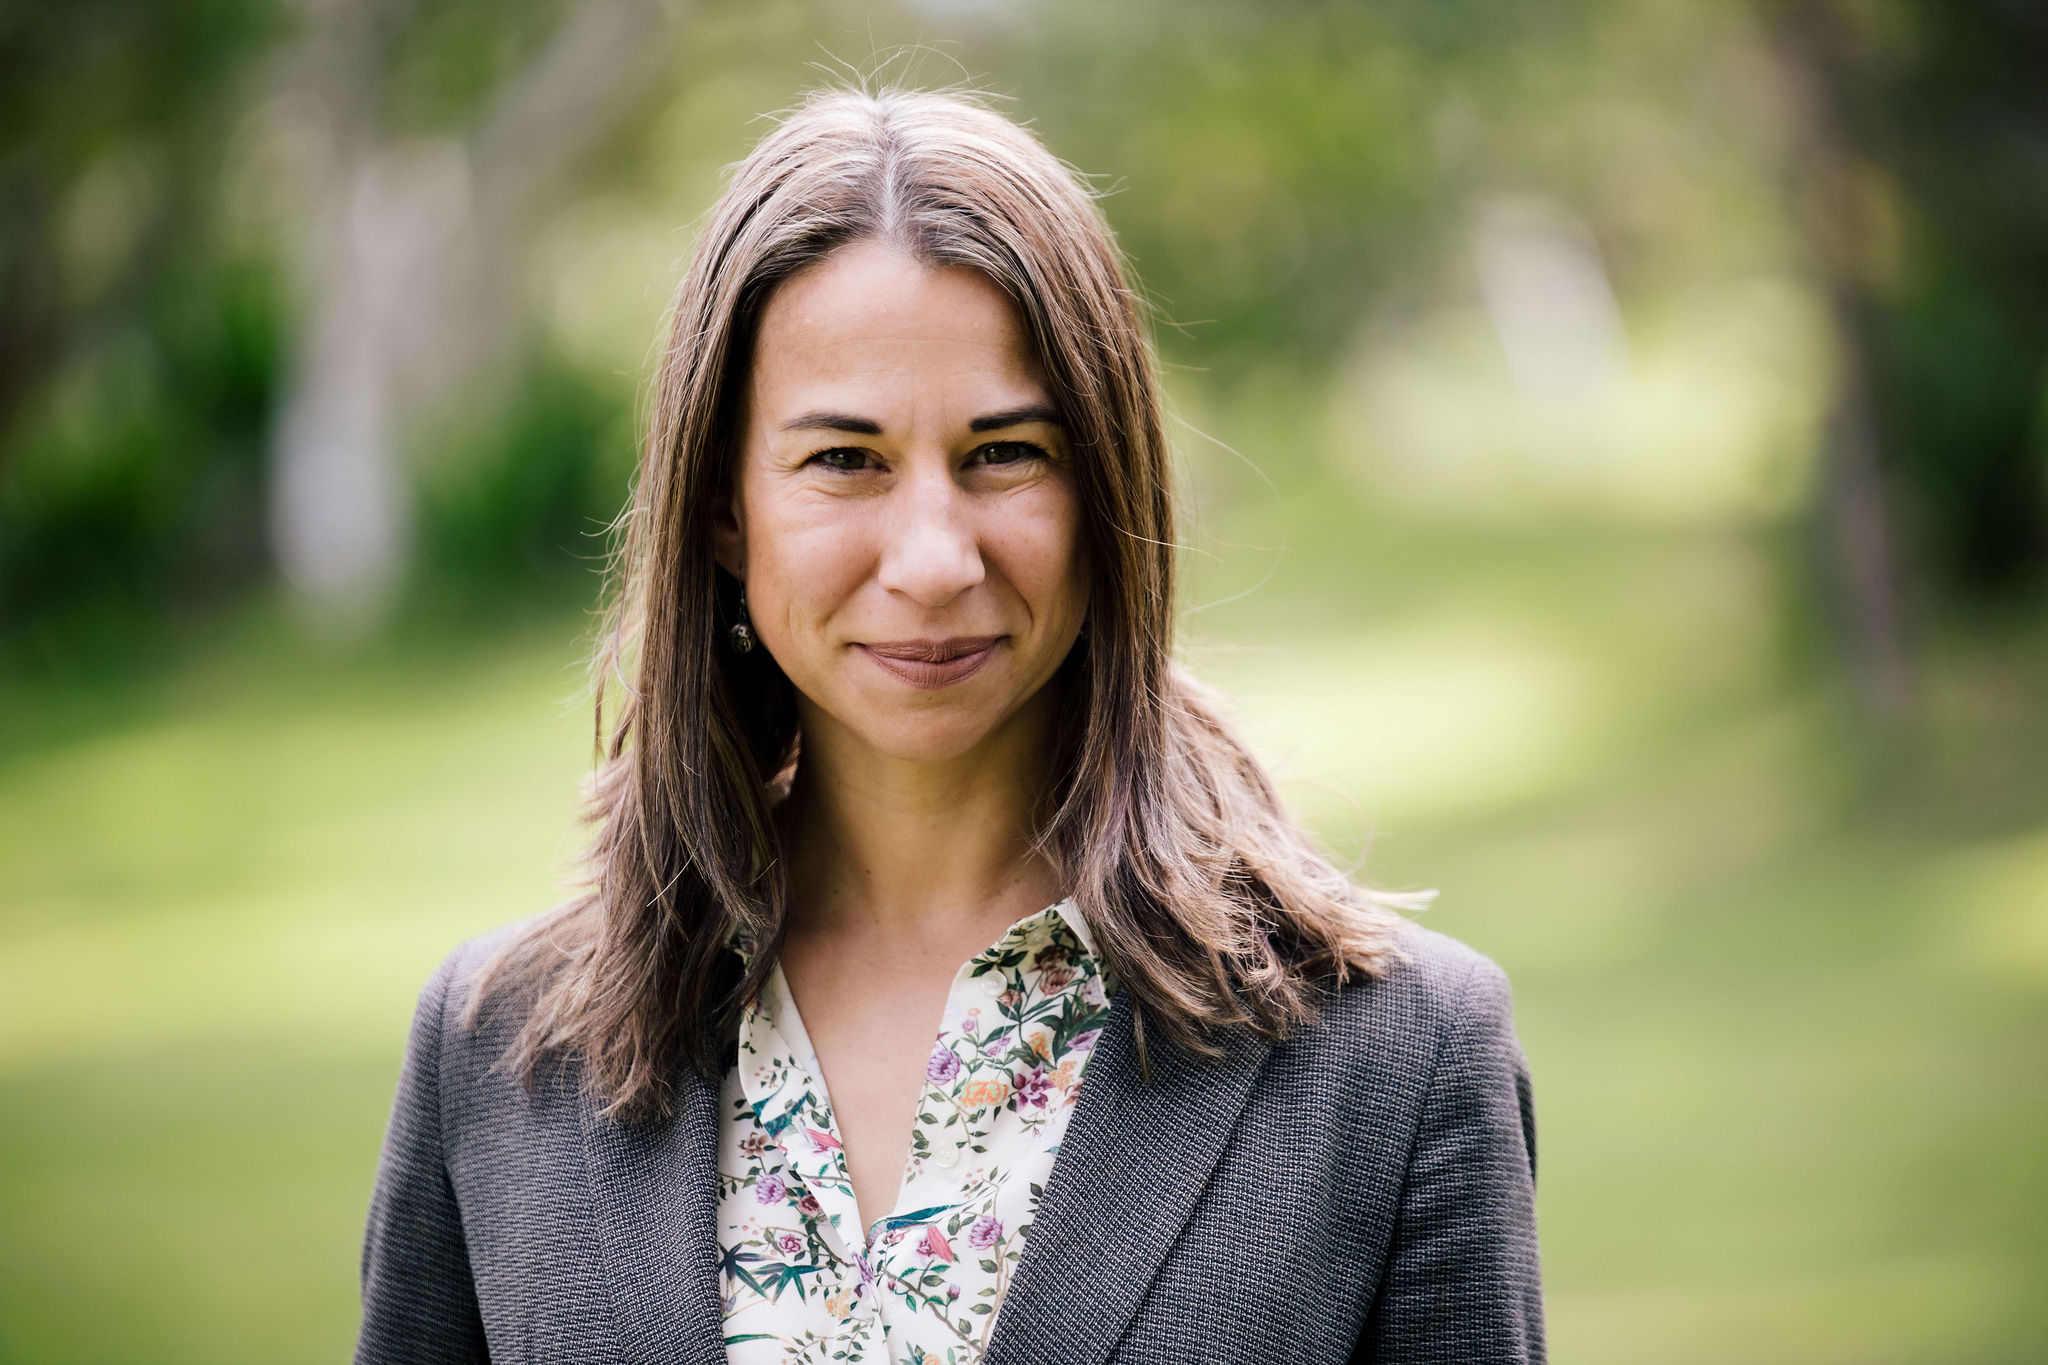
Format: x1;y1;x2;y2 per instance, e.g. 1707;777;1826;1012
2;494;2044;1361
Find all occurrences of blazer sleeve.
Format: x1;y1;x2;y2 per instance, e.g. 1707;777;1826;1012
1353;954;1545;1364
355;952;491;1365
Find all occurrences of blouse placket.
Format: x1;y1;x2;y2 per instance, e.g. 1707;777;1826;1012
723;900;1113;1364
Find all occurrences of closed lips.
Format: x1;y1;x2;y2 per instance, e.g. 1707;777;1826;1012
862;637;1003;662
857;637;1004;690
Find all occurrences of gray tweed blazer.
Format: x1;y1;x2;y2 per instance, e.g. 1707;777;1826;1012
356;919;1543;1364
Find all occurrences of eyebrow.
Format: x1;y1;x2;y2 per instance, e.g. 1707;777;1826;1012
778;405;1064;436
970;405;1063;432
782;411;883;435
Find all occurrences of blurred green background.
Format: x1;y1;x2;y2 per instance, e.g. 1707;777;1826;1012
4;0;2046;1360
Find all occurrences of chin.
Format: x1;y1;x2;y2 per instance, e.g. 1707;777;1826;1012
856;710;1011;765
789;653;1065;766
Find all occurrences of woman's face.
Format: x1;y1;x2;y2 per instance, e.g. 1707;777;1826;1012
714;238;1090;768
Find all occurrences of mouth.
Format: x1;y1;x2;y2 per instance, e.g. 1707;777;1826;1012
857;635;1004;690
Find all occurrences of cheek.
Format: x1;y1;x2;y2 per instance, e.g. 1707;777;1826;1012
744;494;876;631
989;484;1089;616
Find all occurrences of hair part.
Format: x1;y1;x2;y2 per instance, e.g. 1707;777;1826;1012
468;84;1426;1124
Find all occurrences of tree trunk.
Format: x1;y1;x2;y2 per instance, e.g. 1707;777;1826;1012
1767;1;1914;728
266;0;677;629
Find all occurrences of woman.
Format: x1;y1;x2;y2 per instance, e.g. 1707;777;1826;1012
356;87;1542;1365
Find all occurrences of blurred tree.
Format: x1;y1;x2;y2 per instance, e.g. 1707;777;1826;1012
6;0;2044;681
0;0;287;665
1768;0;1917;724
1863;1;2048;597
266;0;677;630
411;348;634;612
997;0;1517;379
0;0;683;657
1765;0;2048;715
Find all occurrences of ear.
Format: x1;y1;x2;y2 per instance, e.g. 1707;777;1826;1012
711;479;746;581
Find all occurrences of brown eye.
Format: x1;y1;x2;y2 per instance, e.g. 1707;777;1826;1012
972;441;1046;467
810;448;873;472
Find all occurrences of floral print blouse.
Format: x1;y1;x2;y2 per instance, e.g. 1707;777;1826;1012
716;898;1114;1364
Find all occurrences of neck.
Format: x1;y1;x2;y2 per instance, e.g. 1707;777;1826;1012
779;689;1066;944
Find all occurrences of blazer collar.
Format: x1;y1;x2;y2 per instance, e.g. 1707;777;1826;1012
579;1046;732;1365
580;980;1273;1365
983;984;1272;1365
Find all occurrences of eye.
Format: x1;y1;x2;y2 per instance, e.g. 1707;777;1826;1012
807;447;876;472
971;440;1049;467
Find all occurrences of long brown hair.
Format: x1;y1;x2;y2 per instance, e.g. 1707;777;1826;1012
470;86;1422;1123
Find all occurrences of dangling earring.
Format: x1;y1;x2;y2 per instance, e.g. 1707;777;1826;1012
728;583;756;654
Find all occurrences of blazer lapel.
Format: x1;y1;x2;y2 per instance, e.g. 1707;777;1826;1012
580;1054;731;1365
984;982;1274;1365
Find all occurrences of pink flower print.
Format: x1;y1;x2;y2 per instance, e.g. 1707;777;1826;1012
774;1230;804;1256
947;1284;962;1300
1033;942;1069;969
797;1193;822;1217
1039;964;1075;993
1069;1028;1101;1053
1013;1065;1052;1108
962;1011;979;1034
997;988;1023;1010
926;1047;961;1084
738;1130;770;1158
754;1173;787;1204
1081;975;1107;1007
805;1126;843;1153
916;1225;955;1261
966;1214;1003;1248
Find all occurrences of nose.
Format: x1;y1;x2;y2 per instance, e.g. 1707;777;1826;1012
874;464;986;607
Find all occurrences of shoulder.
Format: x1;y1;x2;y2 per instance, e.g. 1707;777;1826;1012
1354;918;1513;1031
1288;919;1537;1170
385;909;595;1161
1241;918;1537;1200
1298;918;1523;1084
434;912;549;1007
402;909;564;1083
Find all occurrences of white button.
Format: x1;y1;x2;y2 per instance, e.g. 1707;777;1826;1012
977;973;1005;997
933;1142;961;1167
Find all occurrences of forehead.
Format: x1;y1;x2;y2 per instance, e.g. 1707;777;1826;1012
747;239;1050;417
